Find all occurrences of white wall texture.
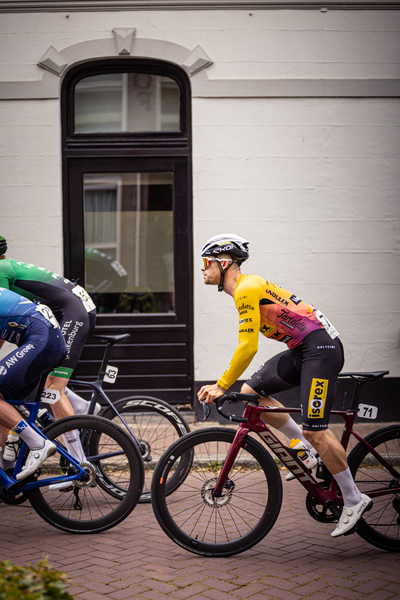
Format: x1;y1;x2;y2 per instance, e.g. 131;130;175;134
0;9;399;380
193;97;400;381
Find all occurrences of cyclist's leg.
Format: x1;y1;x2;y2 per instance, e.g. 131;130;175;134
299;330;371;536
45;296;96;421
44;296;96;465
0;323;67;478
65;386;101;415
299;330;348;473
243;349;312;449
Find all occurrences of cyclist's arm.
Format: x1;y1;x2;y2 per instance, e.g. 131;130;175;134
217;279;262;390
0;260;15;289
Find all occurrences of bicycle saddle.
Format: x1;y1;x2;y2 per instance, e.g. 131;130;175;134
339;371;389;381
91;333;130;345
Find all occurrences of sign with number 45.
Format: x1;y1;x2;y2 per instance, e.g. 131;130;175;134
104;365;118;384
357;403;378;420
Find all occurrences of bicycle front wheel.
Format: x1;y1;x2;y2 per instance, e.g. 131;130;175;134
28;415;144;534
151;428;283;557
347;425;400;552
101;396;191;503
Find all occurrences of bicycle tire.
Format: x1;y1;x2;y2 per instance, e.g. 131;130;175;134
27;415;144;534
347;424;400;552
151;428;283;557
100;396;191;503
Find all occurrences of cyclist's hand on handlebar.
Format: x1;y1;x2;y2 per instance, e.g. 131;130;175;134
197;383;226;405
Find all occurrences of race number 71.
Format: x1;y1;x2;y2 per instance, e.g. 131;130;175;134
357;403;378;420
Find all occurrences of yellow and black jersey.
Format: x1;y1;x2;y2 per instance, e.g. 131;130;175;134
217;274;338;389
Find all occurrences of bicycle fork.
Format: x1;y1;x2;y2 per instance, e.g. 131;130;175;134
212;426;249;498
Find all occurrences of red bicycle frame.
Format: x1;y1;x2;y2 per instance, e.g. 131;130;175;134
212;403;400;511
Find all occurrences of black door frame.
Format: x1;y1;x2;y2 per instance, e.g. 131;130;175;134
60;58;194;406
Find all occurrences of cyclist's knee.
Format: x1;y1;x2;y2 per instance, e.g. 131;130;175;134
45;375;68;393
241;382;256;395
303;428;328;446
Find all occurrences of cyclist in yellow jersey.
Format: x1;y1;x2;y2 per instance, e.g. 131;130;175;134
198;234;371;538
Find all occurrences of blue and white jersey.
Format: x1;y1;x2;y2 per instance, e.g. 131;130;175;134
0;287;53;346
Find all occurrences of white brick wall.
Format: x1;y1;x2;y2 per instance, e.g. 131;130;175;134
193;97;400;380
0;8;399;380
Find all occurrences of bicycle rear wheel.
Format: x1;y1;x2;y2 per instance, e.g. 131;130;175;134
151;428;283;557
27;415;144;534
101;396;191;503
347;425;400;552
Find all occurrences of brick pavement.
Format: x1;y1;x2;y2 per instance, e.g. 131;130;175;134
0;420;399;600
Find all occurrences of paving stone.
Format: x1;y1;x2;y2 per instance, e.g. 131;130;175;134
1;470;399;600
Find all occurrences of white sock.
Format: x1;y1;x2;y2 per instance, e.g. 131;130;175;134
65;387;90;415
333;467;362;506
12;420;45;451
62;430;86;463
277;418;313;450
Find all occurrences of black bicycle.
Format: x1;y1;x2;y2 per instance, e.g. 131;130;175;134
66;333;191;502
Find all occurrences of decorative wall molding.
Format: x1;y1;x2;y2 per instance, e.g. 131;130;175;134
0;34;399;100
38;46;69;75
182;46;213;76
0;1;399;12
113;28;136;55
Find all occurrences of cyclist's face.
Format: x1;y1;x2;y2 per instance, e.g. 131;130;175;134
201;256;221;285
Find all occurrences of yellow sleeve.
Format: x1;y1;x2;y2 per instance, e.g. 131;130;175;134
217;277;262;390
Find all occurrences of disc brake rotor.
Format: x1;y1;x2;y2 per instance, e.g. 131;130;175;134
201;477;233;508
74;462;97;488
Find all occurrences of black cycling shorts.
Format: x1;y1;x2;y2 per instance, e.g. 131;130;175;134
0;317;68;402
19;279;96;375
245;329;344;431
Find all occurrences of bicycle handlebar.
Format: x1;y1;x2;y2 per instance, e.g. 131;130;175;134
202;392;260;423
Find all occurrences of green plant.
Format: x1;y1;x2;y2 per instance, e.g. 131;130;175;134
0;558;73;600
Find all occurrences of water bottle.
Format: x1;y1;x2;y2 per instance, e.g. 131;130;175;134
37;408;56;428
3;431;20;461
289;438;316;469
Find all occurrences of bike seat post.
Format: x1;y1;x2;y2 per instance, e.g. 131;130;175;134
348;378;368;411
97;341;115;383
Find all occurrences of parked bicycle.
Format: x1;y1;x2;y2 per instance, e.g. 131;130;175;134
151;370;400;556
0;372;144;533
64;333;191;502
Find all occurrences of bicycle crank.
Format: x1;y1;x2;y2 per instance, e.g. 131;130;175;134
201;477;235;508
305;491;340;523
0;470;29;505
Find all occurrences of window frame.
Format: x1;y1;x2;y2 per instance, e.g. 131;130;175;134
61;57;193;325
62;58;191;148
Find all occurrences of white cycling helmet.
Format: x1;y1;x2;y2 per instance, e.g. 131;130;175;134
201;233;250;263
201;234;249;291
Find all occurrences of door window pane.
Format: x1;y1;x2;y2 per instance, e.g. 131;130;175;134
75;73;180;133
84;172;174;314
